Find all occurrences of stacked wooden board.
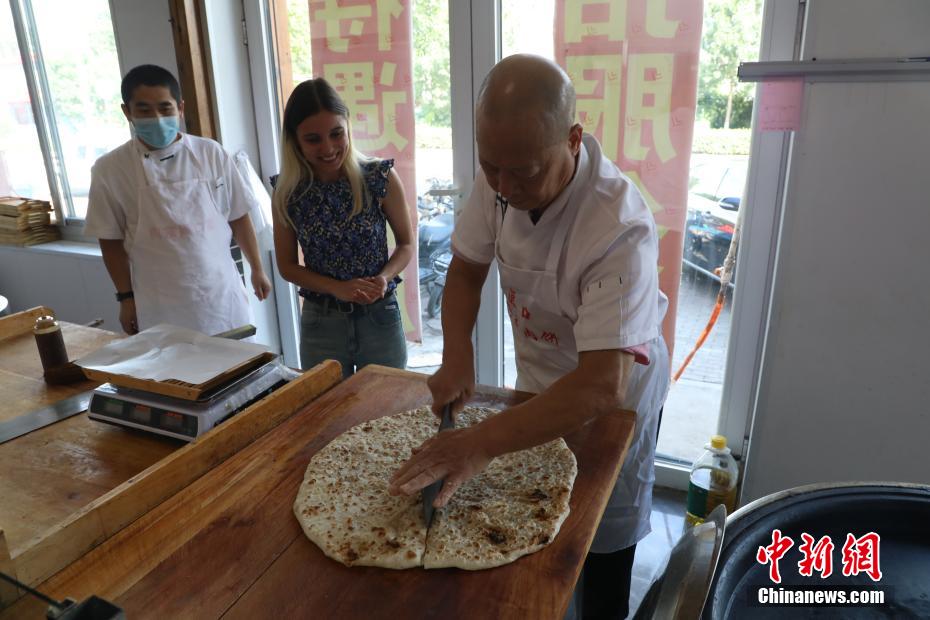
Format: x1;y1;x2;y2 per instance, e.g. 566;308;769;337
0;196;60;246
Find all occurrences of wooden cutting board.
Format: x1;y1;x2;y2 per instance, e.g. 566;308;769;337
1;365;635;619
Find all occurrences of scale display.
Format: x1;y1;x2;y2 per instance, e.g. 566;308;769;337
90;395;198;437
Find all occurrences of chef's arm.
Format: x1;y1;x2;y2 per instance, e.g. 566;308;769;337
229;214;263;273
391;348;635;504
230;215;272;300
99;239;138;334
480;349;634;457
426;255;490;414
442;255;489;354
99;239;132;293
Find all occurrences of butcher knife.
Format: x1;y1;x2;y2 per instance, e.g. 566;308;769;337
421;403;455;528
0;390;93;445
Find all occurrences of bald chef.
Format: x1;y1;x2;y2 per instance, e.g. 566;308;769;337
85;64;271;336
390;54;670;619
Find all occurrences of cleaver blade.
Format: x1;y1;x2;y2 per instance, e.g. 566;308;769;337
421;403;455;529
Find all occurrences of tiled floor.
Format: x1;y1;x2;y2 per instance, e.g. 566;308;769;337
628;486;688;618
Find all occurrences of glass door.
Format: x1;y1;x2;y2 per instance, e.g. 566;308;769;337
498;0;764;484
267;0;461;370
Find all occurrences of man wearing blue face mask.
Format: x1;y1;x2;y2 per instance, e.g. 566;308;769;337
85;64;271;335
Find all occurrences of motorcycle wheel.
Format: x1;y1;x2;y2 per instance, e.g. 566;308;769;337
427;285;443;318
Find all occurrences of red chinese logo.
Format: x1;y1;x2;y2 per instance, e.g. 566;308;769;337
798;534;834;578
756;529;794;584
541;331;559;346
841;532;882;582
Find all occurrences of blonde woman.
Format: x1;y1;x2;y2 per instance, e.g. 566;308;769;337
272;79;413;376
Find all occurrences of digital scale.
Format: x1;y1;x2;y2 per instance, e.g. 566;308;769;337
88;360;298;441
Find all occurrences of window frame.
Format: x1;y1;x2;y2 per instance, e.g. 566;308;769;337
9;0;76;228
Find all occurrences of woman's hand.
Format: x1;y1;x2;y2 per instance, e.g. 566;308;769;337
363;275;389;300
330;278;383;303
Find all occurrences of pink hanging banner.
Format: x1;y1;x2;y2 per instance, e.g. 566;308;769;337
554;0;703;357
309;0;421;341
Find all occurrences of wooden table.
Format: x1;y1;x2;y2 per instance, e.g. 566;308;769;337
0;309;180;556
2;365;635;619
0;308;341;606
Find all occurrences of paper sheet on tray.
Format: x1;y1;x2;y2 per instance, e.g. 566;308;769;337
74;324;270;384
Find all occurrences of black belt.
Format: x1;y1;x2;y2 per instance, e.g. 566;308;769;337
302;290;394;314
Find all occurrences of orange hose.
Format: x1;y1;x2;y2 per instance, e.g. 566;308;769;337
673;290;726;383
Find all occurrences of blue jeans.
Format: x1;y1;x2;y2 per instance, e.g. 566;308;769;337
299;291;407;378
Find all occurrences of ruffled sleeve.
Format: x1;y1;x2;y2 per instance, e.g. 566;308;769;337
364;158;394;203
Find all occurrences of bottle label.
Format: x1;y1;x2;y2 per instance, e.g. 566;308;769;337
686;482;710;519
687;481;737;520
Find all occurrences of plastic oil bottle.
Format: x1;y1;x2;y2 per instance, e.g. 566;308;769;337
685;435;739;527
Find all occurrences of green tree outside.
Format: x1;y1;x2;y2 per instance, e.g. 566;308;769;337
697;0;763;129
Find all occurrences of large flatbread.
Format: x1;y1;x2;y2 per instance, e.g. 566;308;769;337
293;407;435;568
293;406;577;570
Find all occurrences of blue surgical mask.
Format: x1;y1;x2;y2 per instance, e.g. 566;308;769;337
132;115;180;149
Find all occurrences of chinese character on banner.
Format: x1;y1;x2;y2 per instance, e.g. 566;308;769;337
555;0;704;358
841;532;882;582
798;533;834;578
309;0;421;340
756;529;794;584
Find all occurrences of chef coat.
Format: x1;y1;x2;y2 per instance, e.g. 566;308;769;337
85;135;256;334
453;133;669;551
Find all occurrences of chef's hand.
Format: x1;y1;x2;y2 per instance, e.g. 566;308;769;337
251;270;272;301
118;299;139;335
428;359;475;417
388;425;493;507
331;278;382;304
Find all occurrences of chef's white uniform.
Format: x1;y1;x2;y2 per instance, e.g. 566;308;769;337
85;135;255;335
453;134;670;552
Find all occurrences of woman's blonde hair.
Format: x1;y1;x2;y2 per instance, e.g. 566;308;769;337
272;78;375;229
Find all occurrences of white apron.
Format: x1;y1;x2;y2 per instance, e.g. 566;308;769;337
129;141;251;334
495;202;669;553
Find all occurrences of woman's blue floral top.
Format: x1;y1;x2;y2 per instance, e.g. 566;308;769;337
285;159;399;299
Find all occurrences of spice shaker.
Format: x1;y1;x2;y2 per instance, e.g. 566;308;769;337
33;315;69;372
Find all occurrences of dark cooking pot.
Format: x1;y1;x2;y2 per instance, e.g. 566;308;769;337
704;482;930;619
637;482;930;619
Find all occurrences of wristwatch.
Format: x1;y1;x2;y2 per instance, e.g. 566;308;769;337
115;290;134;302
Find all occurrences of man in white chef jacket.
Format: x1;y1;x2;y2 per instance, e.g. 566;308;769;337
390;54;669;618
85;64;271;336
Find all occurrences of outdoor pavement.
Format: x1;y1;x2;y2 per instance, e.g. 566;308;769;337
406;267;733;464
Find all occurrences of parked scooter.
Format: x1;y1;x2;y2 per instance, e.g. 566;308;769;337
417;187;454;318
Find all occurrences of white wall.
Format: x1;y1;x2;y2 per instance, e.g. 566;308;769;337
109;0;178;79
0;243;120;329
741;0;930;501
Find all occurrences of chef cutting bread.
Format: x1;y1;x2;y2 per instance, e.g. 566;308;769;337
389;54;670;619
